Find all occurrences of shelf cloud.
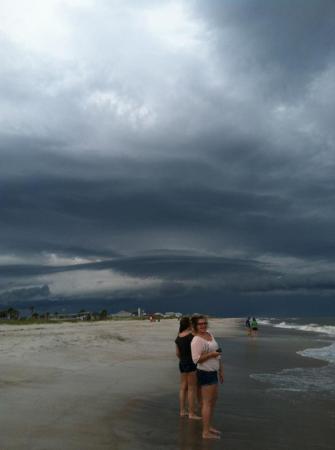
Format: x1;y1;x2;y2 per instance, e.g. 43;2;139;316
1;1;335;313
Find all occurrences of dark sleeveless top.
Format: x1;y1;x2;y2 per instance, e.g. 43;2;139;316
175;333;194;364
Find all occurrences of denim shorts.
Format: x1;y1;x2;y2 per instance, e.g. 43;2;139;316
197;369;218;386
179;361;197;373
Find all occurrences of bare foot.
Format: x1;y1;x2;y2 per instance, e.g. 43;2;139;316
210;427;221;434
188;414;202;420
180;411;188;417
202;432;221;440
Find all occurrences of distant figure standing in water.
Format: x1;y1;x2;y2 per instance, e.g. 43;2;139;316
191;315;224;440
245;317;251;335
175;317;201;420
251;317;258;336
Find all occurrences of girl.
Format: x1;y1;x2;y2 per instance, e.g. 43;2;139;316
175;317;201;419
191;315;224;439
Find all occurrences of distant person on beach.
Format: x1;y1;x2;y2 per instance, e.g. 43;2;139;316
191;315;224;440
245;317;251;335
175;317;201;420
251;317;258;336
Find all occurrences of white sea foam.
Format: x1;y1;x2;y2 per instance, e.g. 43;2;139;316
257;319;272;325
274;322;335;336
258;319;335;337
297;343;335;364
252;318;335;393
250;366;335;393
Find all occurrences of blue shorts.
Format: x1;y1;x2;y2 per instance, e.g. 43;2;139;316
197;369;218;386
179;361;197;373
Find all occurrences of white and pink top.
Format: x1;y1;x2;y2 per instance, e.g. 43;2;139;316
191;331;221;372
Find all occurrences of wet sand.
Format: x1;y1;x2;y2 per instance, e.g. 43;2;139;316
111;322;335;450
1;319;334;449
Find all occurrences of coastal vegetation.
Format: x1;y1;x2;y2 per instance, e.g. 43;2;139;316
0;308;181;325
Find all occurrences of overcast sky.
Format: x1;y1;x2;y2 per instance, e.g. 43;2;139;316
1;0;335;313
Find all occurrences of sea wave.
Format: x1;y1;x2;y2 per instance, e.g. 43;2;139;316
250;366;335;393
253;318;335;393
257;319;272;326
297;343;335;364
257;319;335;337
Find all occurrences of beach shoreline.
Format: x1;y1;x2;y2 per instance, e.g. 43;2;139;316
1;317;334;449
111;319;335;450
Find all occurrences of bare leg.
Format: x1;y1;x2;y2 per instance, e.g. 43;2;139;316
201;384;220;439
197;383;202;410
179;373;188;416
187;372;201;419
209;386;220;434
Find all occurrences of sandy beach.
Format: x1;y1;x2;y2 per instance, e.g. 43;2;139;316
1;318;334;450
0;318;240;449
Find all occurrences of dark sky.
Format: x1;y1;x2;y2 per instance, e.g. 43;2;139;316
1;0;335;314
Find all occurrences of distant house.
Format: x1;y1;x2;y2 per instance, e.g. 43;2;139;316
113;310;132;318
164;311;183;318
164;312;174;317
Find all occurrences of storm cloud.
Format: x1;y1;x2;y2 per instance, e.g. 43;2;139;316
1;0;335;313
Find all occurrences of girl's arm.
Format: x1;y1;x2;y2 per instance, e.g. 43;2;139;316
197;351;221;363
191;338;220;364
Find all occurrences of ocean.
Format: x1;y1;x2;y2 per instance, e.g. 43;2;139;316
252;317;335;394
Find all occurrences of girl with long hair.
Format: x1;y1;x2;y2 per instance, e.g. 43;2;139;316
175;316;201;419
191;315;224;439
